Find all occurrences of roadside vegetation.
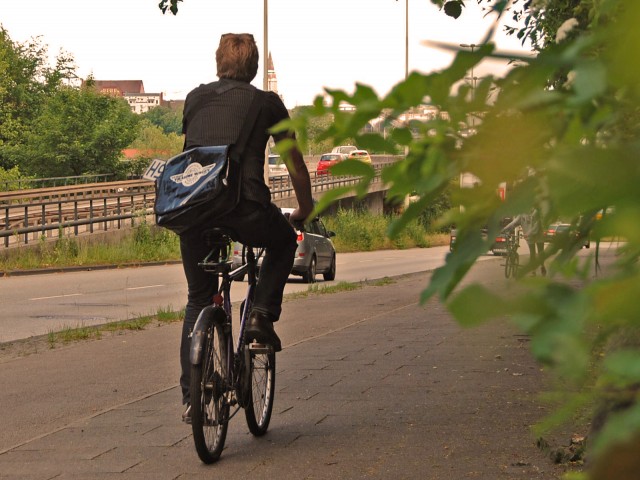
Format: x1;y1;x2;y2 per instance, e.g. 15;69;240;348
45;306;182;348
0;221;180;272
0;210;447;272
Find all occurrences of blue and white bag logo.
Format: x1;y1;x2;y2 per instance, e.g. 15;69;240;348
170;162;216;187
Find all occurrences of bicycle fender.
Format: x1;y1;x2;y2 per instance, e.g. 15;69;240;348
189;305;226;365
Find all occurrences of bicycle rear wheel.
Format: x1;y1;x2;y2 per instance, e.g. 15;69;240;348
244;348;276;436
191;322;229;463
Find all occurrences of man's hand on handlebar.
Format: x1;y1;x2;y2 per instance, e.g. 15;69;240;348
285;208;309;231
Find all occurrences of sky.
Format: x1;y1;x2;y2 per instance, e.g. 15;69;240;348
1;0;533;110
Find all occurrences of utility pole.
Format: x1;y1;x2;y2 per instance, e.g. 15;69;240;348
405;0;409;80
263;0;270;183
459;43;483;127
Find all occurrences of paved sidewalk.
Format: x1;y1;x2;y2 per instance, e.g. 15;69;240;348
0;259;572;479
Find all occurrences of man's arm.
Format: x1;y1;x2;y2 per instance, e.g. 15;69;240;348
285;146;313;223
502;215;522;232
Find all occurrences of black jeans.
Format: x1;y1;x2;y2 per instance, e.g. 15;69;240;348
178;200;297;404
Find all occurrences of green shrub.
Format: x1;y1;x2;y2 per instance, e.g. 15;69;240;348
324;209;433;252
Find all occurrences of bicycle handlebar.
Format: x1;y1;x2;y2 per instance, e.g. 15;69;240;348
283;211;306;232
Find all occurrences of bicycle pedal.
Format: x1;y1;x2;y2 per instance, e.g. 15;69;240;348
248;342;272;354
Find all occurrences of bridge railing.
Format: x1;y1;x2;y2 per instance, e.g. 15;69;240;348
1;157;397;248
1;173;114;191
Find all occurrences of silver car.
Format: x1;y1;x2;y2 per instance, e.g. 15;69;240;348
232;207;337;283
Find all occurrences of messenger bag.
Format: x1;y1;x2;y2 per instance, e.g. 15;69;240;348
154;87;264;235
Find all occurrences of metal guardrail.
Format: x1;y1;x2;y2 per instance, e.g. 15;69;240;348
1;173;114;191
1;158;397;248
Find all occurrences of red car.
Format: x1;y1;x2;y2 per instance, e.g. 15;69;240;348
315;153;345;175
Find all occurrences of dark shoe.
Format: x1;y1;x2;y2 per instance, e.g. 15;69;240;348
245;311;282;352
182;404;191;424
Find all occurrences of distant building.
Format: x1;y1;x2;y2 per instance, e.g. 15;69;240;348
90;80;164;114
124;92;164;114
267;51;286;106
267;52;278;93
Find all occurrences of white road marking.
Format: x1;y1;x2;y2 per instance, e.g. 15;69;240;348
30;293;83;301
126;285;165;290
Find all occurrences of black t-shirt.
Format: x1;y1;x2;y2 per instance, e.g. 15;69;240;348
182;78;290;206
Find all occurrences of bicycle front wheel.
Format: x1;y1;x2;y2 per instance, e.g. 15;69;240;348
504;253;513;278
190;322;229;464
511;252;519;277
505;252;519;279
244;349;276;436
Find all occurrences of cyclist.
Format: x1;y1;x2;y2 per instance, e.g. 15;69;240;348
178;33;313;421
502;208;546;276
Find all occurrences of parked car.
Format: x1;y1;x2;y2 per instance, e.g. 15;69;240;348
544;222;590;248
347;149;372;164
268;154;287;176
233;207;337;283
316;153;344;175
490;217;515;256
449;227;492;253
331;145;358;156
490;232;511;256
450;218;513;255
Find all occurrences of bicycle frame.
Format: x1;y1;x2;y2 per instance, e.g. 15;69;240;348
188;231;276;463
189;238;261;371
506;232;520;255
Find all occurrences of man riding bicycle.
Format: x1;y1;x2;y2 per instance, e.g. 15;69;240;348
178;33;313;421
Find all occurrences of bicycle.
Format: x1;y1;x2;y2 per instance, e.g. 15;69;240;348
188;227;275;464
503;230;520;279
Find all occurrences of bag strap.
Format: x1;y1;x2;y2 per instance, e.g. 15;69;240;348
230;90;264;162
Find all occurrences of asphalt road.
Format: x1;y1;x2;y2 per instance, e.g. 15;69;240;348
1;246;496;344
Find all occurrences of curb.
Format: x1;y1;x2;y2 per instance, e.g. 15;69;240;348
0;260;183;277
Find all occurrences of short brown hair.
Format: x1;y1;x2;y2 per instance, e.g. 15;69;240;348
216;33;259;82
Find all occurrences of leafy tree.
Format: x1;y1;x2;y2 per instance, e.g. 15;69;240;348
279;1;640;476
140;105;183;135
0;165;31;190
119;120;183;178
8;85;139;177
0;27;75;169
127;119;183;157
289;106;357;155
158;0;182;15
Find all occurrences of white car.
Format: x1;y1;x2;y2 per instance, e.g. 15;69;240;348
331;145;358;156
268;154;287;176
233;207;337;283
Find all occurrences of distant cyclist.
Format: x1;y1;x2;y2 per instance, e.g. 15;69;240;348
178;33;313;421
502;208;546;276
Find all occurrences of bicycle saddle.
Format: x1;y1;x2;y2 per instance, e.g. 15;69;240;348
202;227;238;247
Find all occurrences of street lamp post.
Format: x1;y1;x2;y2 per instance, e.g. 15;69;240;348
263;0;268;91
405;0;409;80
263;0;270;182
